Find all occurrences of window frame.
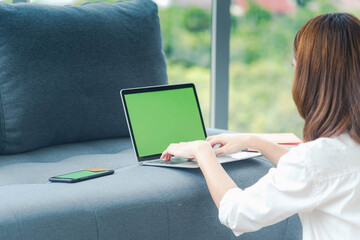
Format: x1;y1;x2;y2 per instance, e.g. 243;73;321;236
210;0;230;130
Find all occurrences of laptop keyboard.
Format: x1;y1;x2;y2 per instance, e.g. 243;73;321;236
148;158;196;165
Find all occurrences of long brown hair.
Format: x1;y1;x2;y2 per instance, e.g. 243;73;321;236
293;13;360;143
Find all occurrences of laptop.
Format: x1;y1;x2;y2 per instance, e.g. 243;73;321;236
120;83;261;168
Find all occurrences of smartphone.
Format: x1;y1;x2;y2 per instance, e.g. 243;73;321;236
49;169;114;183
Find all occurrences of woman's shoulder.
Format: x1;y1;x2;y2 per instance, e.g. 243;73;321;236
295;132;360;159
282;132;360;180
295;133;351;154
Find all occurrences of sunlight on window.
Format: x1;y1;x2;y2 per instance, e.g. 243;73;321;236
153;0;170;8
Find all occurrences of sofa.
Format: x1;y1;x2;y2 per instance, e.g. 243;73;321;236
0;0;302;239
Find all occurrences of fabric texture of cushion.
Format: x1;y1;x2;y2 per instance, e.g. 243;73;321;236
0;0;167;154
0;128;302;240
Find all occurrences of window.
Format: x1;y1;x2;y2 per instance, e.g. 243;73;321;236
229;0;360;137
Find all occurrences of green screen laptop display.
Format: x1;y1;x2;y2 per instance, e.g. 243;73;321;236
122;84;206;160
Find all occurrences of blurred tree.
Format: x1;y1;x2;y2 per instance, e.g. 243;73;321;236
159;7;211;68
245;0;272;24
184;7;210;32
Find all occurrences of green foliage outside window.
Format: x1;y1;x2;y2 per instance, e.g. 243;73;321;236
183;8;210;33
227;0;358;137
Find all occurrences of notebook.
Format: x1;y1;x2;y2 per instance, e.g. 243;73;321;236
251;133;302;145
120;83;261;168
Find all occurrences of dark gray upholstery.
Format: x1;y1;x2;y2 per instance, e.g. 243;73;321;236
0;1;301;239
0;0;167;154
0;129;302;240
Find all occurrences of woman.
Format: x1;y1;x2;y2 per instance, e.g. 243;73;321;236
161;13;360;239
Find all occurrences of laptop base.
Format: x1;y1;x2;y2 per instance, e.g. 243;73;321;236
141;151;262;168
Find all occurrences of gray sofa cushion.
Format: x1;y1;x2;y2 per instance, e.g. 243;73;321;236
0;0;167;154
0;163;302;240
0;129;302;240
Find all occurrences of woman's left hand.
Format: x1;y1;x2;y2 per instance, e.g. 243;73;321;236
160;140;213;161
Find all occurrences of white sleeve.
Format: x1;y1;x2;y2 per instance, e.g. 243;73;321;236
218;145;318;236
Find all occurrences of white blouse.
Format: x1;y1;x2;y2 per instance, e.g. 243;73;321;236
219;133;360;239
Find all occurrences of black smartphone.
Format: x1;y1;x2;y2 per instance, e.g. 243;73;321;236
49;169;114;183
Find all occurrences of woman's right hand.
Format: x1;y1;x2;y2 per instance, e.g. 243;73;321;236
207;133;290;165
206;133;254;155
